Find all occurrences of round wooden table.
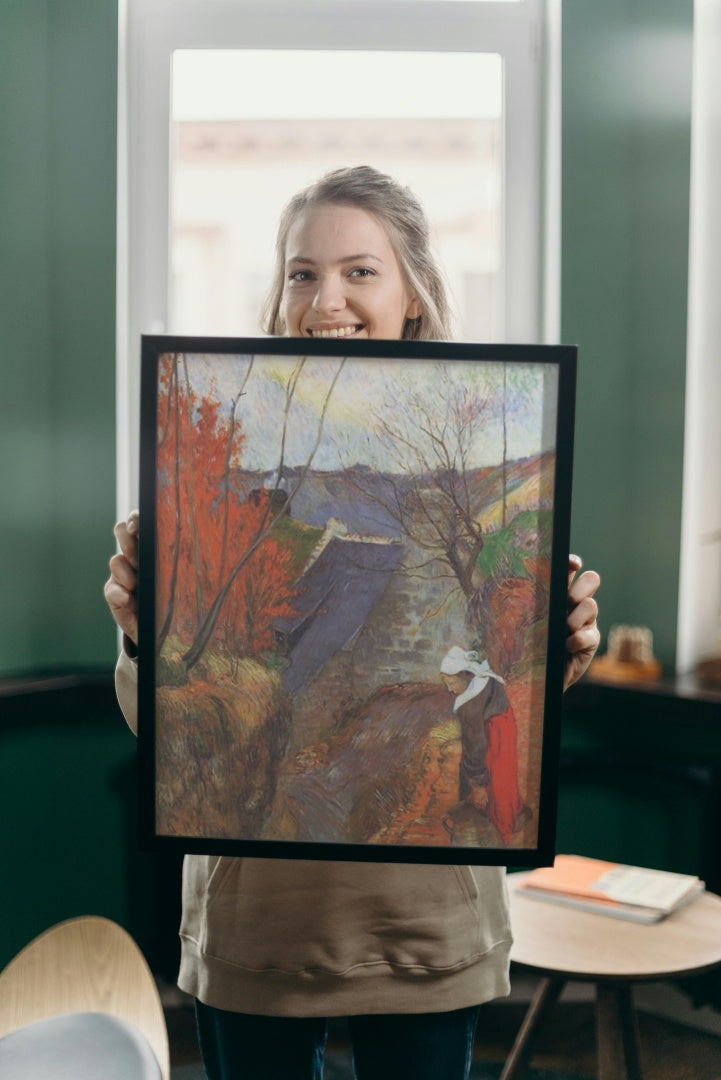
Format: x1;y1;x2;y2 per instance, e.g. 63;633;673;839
502;873;721;1080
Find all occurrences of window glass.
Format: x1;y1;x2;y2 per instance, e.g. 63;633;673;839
170;50;503;341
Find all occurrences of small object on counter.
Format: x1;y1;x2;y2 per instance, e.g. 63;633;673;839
590;623;662;682
696;654;721;689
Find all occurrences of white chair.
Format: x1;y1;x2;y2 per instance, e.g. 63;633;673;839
0;915;170;1079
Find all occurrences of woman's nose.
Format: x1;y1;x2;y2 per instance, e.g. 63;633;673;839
312;274;345;314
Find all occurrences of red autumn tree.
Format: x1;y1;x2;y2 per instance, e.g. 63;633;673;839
217;494;300;659
155;354;299;666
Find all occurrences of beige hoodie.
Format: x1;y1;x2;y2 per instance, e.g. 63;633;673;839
116;651;512;1016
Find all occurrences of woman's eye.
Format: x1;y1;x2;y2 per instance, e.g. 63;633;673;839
288;269;313;283
349;267;375;279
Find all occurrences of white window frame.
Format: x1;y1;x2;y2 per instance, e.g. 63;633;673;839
676;0;721;675
117;0;558;512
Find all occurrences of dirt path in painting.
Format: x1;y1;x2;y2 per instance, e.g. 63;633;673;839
368;730;463;848
266;666;543;851
374;665;542;851
265;682;456;844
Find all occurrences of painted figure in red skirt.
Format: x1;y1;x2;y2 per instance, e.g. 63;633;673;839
440;646;530;847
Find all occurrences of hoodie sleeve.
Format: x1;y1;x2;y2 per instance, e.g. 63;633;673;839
115;646;139;736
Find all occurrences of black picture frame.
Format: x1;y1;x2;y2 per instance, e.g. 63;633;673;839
138;335;576;866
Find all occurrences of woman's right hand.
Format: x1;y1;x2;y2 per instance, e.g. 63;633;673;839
103;510;139;646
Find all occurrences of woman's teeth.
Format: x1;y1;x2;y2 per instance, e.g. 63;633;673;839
310;325;360;338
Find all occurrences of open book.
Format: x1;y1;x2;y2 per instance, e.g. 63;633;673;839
515;854;705;923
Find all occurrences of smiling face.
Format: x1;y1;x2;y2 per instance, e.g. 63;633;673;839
280;203;422;340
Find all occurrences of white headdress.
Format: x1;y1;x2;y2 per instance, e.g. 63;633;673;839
440;646;504;711
440;646;494;678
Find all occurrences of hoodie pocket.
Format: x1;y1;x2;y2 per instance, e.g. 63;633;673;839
188;857;509;976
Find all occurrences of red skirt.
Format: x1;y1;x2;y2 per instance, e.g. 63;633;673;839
486;706;525;843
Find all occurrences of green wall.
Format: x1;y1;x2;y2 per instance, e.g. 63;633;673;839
0;0;129;969
0;682;183;973
1;687;134;966
563;0;693;670
0;0;118;676
558;682;721;885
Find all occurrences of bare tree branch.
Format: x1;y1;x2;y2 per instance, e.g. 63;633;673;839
156;361;181;656
181;354;205;627
220;357;254;582
348;365;496;600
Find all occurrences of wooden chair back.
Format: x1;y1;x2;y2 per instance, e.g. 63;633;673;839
0;916;169;1080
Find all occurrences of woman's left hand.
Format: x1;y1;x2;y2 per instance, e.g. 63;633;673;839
564;554;601;691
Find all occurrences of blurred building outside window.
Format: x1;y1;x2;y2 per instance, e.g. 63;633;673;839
170;50;503;342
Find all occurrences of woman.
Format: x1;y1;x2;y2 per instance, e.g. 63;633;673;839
440;646;529;847
106;166;601;1080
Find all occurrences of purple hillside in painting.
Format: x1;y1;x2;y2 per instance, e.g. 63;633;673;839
274;520;404;696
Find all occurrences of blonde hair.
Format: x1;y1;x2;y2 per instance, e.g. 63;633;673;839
262;165;453;341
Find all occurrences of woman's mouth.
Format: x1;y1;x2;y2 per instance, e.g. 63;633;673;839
307;324;364;339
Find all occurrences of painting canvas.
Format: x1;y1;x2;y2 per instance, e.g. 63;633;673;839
138;336;576;865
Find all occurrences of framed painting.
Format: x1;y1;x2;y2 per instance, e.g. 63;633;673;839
137;336;576;865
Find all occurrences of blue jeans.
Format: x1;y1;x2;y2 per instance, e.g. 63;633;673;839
195;1000;481;1080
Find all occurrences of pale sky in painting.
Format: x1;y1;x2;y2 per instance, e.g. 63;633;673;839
181;352;557;474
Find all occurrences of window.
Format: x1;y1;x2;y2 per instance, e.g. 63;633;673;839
118;0;556;510
170;49;503;340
